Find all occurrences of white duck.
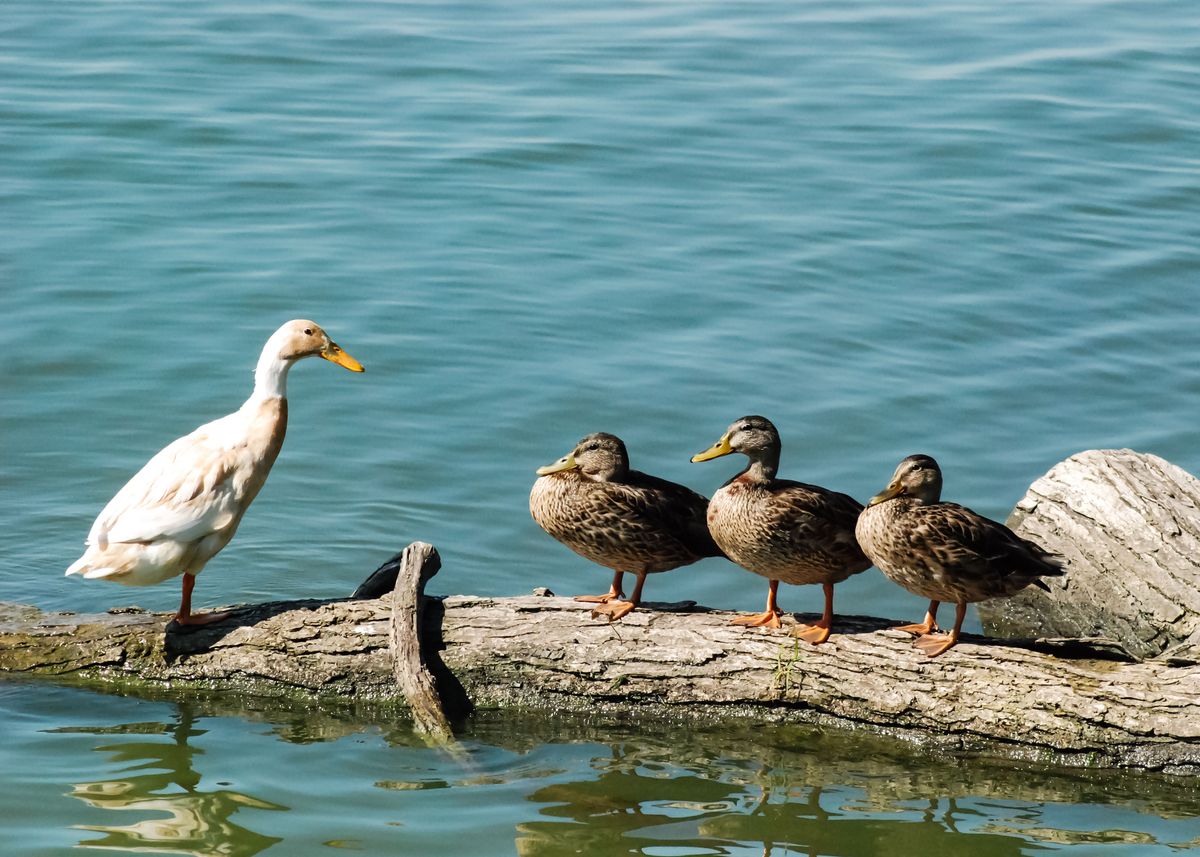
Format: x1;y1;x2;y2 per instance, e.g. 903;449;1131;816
66;319;364;627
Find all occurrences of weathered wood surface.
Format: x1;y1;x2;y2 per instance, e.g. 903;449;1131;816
980;449;1200;662
3;583;1199;773
387;541;457;741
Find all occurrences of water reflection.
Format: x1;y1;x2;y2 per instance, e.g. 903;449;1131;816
510;743;1046;857
28;685;1200;857
475;719;1200;857
515;749;746;856
56;705;285;857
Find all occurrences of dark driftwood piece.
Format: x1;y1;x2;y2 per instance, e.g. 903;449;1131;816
979;449;1200;663
2;559;1200;773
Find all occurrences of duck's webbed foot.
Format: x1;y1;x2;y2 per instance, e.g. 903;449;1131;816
168;609;232;633
913;632;958;658
731;609;784;629
590;600;637;622
575;571;625;604
574;589;624;604
792;621;831;644
894;621;938;635
893;601;940;636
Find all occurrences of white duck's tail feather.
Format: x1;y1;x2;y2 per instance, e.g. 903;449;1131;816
65;550;122;579
65;553;90;577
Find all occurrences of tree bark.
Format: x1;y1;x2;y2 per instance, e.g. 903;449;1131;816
3;571;1199;773
979;449;1200;662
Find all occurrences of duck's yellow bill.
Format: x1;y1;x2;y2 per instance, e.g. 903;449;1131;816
866;482;904;508
321;342;365;372
691;434;733;463
537;455;578;476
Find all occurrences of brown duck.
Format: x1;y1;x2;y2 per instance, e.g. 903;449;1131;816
856;454;1065;657
691;415;870;641
530;432;722;621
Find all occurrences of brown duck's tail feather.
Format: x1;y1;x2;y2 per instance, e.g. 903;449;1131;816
1029;551;1066;590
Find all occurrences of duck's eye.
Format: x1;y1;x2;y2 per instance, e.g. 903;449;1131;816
303;328;313;335
585;443;599;452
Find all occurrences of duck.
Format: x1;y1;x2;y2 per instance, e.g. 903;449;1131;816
855;454;1065;657
66;319;365;627
530;432;722;621
691;416;870;641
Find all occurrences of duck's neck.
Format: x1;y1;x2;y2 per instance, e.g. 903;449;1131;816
911;487;942;505
251;346;295;401
586;463;628;483
741;452;779;483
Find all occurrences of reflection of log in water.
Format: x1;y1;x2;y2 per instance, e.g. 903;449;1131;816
55;696;1198;823
504;718;1198;857
63;705;285;857
38;691;1200;856
475;715;1200;822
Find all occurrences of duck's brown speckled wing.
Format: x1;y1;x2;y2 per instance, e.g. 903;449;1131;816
530;469;720;574
764;481;866;566
709;477;869;585
883;501;1064;601
621;470;723;561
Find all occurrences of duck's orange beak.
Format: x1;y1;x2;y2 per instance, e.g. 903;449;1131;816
321;341;365;372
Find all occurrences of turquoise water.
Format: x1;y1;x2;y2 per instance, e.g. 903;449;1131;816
3;0;1200;852
4;682;1200;857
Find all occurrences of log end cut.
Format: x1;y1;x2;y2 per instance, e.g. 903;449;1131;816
979;449;1200;661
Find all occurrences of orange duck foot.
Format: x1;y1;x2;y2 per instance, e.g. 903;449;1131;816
731;610;783;629
792;622;832;645
574;590;624;604
913;633;958;658
168;609;232;631
591;600;636;622
893;621;938;636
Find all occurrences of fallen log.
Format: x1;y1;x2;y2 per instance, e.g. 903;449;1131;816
979;449;1200;663
3;542;1199;774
